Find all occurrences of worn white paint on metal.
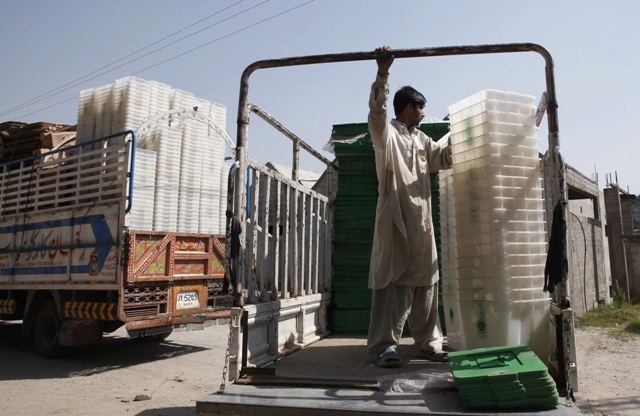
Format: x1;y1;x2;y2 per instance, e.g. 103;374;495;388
260;175;271;301
229;293;331;380
282;182;290;298
242;159;329;303
228;156;332;380
0;136;129;214
272;179;281;301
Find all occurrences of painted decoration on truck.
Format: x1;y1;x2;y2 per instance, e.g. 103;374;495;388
212;255;224;274
135;235;162;261
145;250;167;275
174;260;205;275
0;203;120;284
176;238;206;252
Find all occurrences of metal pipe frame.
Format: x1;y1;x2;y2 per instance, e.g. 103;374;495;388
233;44;571;390
235;42;567;295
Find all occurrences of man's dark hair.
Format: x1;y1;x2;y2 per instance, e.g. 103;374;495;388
393;86;426;117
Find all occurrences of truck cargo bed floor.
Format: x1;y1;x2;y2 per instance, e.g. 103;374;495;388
197;334;582;415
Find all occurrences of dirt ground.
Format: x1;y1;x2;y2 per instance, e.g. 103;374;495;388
0;321;639;416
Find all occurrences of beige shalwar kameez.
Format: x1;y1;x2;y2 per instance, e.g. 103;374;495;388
366;73;452;357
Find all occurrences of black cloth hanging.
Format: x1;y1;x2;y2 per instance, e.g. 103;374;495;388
544;201;567;293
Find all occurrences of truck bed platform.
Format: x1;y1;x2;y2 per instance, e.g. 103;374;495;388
197;335;582;416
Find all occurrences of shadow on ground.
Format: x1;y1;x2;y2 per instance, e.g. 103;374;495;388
0;321;208;381
136;406;195;416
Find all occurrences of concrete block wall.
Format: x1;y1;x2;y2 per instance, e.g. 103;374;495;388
623;236;640;302
567;213;609;314
604;188;633;302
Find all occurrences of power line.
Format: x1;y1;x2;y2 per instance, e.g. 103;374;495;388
13;1;315;121
1;0;248;118
131;1;314;76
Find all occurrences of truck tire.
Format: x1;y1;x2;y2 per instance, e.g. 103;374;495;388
156;329;173;340
34;300;70;358
134;329;173;342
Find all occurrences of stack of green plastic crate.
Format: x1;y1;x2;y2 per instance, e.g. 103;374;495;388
330;122;450;335
449;345;561;410
331;123;377;334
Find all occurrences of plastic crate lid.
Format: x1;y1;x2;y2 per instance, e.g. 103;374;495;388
449;345;548;384
332;123;370;136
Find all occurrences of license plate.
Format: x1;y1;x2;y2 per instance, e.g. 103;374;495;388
176;290;200;310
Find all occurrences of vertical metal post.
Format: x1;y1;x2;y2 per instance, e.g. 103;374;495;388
292;141;300;183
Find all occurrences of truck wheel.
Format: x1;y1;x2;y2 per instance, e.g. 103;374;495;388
156;329;173;340
134;329;173;342
34;301;70;358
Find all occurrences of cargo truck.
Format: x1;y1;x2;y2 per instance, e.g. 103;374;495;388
196;44;582;415
0;129;230;357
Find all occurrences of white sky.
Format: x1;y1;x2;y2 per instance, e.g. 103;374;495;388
1;0;639;194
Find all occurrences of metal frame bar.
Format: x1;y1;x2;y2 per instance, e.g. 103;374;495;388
232;42;572;392
235;42;566;295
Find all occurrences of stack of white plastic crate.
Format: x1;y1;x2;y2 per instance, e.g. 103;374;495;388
200;102;227;234
438;167;464;351
110;77;151;142
148;125;178;232
75;77;229;234
445;89;549;359
192;97;216;234
76;89;96;143
128;148;157;230
173;90;201;233
94;84;114;140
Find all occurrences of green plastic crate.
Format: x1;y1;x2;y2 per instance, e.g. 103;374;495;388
419;122;450;141
332;279;372;309
331;307;370;334
333;136;375;156
332;264;370;279
332;123;370;136
332;290;372;310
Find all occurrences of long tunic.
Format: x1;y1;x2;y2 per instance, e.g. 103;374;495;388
368;73;452;290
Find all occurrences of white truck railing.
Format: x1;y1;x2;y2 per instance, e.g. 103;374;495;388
0;132;132;216
226;104;336;379
242;158;331;302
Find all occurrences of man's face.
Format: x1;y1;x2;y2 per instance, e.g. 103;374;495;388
408;103;425;128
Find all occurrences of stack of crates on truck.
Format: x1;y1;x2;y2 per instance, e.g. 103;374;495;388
76;76;229;234
441;89;549;359
0;77;233;358
329;121;451;335
330;123;377;333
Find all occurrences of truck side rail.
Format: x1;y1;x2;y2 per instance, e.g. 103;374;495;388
0;130;135;217
234;44;566;299
240;156;331;305
230;44;576;393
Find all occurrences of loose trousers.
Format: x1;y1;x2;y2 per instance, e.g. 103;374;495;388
367;281;443;357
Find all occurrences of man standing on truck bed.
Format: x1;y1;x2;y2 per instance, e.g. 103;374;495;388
367;46;452;368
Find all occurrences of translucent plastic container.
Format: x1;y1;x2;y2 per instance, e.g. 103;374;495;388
451;158;541;177
451;164;541;182
441;292;465;351
457;297;548;354
457;276;546;291
450;118;538;141
458;286;550;303
448;89;535;115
